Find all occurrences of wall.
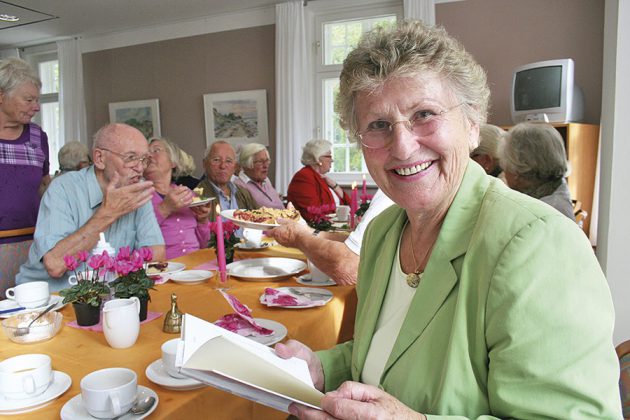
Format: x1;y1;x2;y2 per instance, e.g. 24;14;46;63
436;0;604;126
82;25;275;179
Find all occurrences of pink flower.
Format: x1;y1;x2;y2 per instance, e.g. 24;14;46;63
114;260;134;276
139;247;153;262
103;252;116;271
88;253;105;270
116;246;131;261
63;255;78;271
130;251;144;271
76;250;89;262
223;221;239;235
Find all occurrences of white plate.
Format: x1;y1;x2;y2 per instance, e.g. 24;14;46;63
146;261;186;277
234;242;271;251
0;371;71;415
221;209;306;231
60;385;158;420
188;197;215;208
145;359;206;391
296;274;337;287
0;295;66;319
226;258;306;282
168;270;214;285
260;287;334;309
249;318;288;346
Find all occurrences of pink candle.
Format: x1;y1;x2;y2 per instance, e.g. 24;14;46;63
215;204;227;283
362;174;367;199
350;182;358;229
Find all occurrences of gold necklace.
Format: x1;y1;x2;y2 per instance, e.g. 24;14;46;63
406;225;427;288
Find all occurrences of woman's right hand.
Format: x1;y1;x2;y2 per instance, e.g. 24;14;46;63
275;339;325;392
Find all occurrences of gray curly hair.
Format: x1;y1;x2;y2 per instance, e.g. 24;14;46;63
0;58;41;95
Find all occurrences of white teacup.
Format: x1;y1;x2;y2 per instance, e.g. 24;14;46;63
161;338;186;379
0;354;53;400
102;298;140;349
243;228;263;248
336;205;350;222
5;281;50;309
307;260;330;283
81;368;137;419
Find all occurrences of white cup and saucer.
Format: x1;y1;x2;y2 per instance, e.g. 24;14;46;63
296;260;337;287
0;354;72;415
145;339;205;391
237;228;268;250
60;367;158;419
5;282;50;309
335;205;350;222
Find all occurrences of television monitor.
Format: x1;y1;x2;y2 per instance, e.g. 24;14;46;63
511;58;584;124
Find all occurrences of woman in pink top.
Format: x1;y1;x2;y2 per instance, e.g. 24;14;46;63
144;138;213;259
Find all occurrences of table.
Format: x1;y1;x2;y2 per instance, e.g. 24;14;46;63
0;247;357;419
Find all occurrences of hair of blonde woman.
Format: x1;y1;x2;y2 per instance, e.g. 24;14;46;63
498;122;568;184
149;137;184;178
471;124;505;159
336;20;490;142
0;57;42;95
301;139;332;166
239;143;269;169
58;141;90;171
177;148;196;177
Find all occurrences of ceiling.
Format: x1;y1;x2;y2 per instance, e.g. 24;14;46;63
0;0;284;49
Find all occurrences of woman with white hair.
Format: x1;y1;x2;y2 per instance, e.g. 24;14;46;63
498;122;574;220
287;139;349;219
57;141;90;175
470;124;505;177
234;143;283;209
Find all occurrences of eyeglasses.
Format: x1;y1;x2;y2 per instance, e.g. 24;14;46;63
253;158;271;166
357;103;465;149
208;157;236;166
98;147;151;168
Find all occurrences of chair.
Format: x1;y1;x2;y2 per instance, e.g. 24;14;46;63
0;227;35;296
0;227;35;239
617;340;630;418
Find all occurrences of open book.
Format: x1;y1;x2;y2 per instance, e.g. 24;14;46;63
175;314;323;413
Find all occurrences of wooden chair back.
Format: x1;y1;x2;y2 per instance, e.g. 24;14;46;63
0;227;35;239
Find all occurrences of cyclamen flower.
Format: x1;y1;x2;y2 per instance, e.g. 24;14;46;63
88;253;106;270
63;255;79;271
116;246;131;261
130;251;145;271
139;247;153;262
114;260;134;276
76;250;90;263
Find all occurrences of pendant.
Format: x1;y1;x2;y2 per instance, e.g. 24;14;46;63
406;272;422;288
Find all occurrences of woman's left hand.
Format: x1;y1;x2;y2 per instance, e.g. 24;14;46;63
289;381;425;420
190;202;212;223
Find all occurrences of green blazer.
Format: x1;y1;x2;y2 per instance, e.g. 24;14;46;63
318;162;621;419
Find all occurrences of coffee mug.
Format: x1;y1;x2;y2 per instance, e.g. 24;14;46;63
102;298;140;349
243;228;263;248
307;260;330;283
0;354;53;400
81;368;137;418
336;205;350;222
5;281;50;309
161;338;186;379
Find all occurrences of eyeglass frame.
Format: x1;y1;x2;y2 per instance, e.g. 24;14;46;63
253;158;272;167
97;147;151;168
356;102;466;149
207;157;236;166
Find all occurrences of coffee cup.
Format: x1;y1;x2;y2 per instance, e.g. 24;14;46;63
161;338;186;379
81;368;137;418
307;260;330;283
336;205;350;222
0;354;53;399
5;281;50;309
102;298;141;349
243;228;263;248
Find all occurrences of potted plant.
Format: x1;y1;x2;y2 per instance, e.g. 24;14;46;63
109;247;155;321
208;220;240;264
59;250;111;326
305;204;335;232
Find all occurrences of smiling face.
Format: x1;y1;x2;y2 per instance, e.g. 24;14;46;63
357;73;478;216
0;81;40;125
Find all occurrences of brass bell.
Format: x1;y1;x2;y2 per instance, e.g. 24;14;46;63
163;293;183;334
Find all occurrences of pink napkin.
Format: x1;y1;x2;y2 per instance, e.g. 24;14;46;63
67;311;162;332
261;288;327;307
214;291;272;337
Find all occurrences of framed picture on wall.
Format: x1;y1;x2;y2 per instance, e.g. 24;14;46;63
203;89;269;148
109;98;161;139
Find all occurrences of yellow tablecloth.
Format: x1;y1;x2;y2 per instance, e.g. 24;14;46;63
0;248;357;419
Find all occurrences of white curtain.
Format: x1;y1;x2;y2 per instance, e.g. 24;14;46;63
275;1;313;194
403;0;436;24
56;38;87;145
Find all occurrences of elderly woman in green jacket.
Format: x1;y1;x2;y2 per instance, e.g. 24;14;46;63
275;21;621;420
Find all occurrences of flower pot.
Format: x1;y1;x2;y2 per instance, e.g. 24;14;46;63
72;302;101;326
138;296;149;322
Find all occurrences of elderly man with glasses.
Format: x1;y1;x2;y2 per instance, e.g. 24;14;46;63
196;141;259;223
16;123;165;291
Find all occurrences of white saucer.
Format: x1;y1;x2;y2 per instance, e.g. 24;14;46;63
249;318;288;346
169;270;214;285
296;274;337;287
60;385;158;420
234;242;271;251
0;370;71;415
145;359;205;391
0;295;66;319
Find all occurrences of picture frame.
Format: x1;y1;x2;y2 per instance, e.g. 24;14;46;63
108;99;161;139
203;89;269;147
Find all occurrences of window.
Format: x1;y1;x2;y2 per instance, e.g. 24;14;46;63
24;48;60;175
314;7;399;185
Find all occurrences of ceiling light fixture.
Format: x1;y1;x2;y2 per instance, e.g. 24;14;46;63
0;13;19;22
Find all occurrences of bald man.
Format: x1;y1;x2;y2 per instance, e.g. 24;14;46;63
17;123;165;291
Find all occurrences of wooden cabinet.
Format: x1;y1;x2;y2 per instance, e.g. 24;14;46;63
502;123;599;236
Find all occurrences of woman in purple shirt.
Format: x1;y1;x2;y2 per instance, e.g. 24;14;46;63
0;58;50;296
235;143;284;209
144;138;212;259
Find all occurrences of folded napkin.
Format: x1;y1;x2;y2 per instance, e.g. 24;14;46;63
67;311;162;332
261;288;327;307
214;291;272;337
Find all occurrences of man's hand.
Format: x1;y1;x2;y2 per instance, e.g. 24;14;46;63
266;218;313;248
100;172;155;220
